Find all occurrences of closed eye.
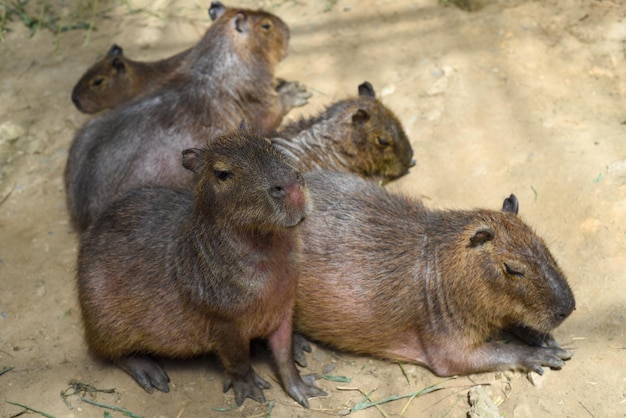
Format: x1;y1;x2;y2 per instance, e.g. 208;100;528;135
503;262;524;277
92;77;104;87
214;170;233;181
377;136;390;146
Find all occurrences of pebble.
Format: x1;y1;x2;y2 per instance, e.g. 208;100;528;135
0;122;25;144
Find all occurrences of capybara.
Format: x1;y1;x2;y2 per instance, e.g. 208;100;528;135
295;171;575;376
76;130;325;407
272;82;415;184
71;5;310;115
71;44;191;114
65;1;309;232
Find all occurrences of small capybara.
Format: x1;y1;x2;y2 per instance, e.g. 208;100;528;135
77;130;325;407
65;1;307;231
295;171;575;376
272;81;415;184
71;44;191;114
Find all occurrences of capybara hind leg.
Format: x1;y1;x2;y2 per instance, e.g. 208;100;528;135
269;313;326;408
223;368;271;406
292;332;312;368
116;355;170;393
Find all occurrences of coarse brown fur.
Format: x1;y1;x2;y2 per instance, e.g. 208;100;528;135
65;2;307;232
71;44;191;114
272;82;415;184
295;171;575;376
77;130;324;407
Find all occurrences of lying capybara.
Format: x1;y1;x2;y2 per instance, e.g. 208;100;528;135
77;130;325;407
71;44;191;114
272;82;415;184
70;6;310;115
295;171;575;376
65;1;308;231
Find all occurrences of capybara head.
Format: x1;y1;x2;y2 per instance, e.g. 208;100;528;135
208;1;290;68
345;82;415;182
182;130;310;232
457;194;575;334
71;44;134;114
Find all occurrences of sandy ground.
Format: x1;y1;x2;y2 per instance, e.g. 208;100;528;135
1;0;625;417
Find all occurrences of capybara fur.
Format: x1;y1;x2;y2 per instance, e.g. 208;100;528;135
76;131;324;407
295;171;575;376
65;1;308;231
71;44;191;114
272;82;415;184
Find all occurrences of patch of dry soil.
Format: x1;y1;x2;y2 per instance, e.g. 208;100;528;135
1;0;625;417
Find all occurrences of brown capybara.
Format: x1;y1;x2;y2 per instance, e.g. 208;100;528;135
76;130;325;407
294;171;575;376
272;81;415;184
70;6;310;115
65;1;308;232
71;44;191;114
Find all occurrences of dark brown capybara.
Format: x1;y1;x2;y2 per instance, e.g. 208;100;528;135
70;6;310;115
71;44;191;114
272;81;415;184
65;1;308;231
294;171;575;376
76;130;325;407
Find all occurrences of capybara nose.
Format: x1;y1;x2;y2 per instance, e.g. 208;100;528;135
71;90;81;108
269;185;286;199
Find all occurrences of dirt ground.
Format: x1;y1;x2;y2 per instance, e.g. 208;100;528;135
1;0;625;416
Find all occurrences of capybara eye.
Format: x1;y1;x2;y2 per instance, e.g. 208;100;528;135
503;262;524;277
92;77;105;87
377;136;390;147
261;22;272;30
214;170;233;181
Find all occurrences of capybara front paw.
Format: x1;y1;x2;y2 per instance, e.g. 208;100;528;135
522;346;573;375
510;325;560;348
293;333;312;367
277;80;312;109
223;369;272;406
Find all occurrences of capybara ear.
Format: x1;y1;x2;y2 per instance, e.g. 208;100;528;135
182;148;206;174
108;44;123;56
502;194;519;215
239;120;248;131
111;57;125;72
234;11;248;34
208;1;226;20
358;81;376;98
469;228;495;248
352;109;371;125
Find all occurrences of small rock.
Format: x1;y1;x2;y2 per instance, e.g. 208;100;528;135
380;84;395;97
0;122;25;144
468;385;501;418
426;66;453;96
322;364;335;374
608;159;626;174
580;218;601;233
37;284;46;297
527;370;544;387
